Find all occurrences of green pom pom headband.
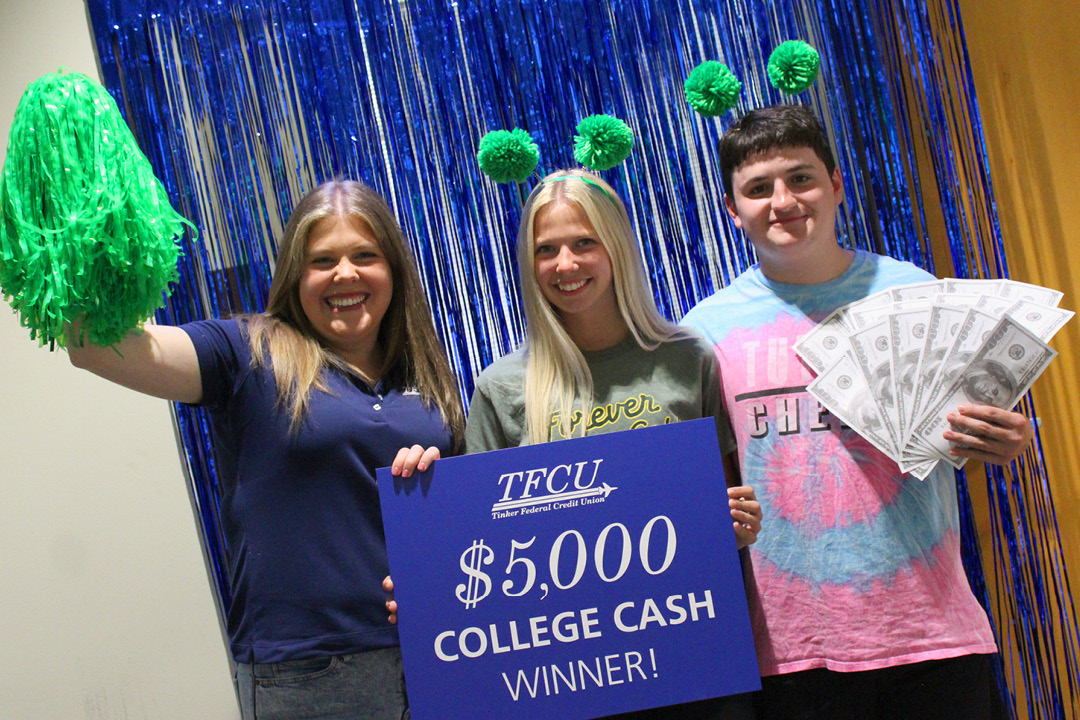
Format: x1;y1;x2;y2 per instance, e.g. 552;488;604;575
684;40;822;117
476;40;821;185
476;40;822;185
476;114;634;186
0;69;195;348
538;174;616;204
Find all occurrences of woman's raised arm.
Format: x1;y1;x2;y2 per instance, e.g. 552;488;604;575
68;323;203;404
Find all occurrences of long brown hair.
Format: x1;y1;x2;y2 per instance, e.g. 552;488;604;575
246;180;464;447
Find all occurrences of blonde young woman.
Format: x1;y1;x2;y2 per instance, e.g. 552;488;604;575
70;180;463;720
392;169;761;719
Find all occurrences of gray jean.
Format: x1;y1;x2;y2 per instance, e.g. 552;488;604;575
235;647;408;720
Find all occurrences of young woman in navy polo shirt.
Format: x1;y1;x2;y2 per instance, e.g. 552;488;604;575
69;180;464;719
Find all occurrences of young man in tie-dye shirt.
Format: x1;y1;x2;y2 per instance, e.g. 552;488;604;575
681;104;1033;720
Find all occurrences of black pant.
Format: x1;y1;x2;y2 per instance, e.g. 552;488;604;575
757;654;1000;720
602;692;757;720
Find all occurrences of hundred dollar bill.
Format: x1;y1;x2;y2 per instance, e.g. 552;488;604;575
973;294;1015;318
848;321;903;450
911;315;1057;463
807;353;897;459
888;306;932;442
795;308;852;373
798;276;1066;474
943;279;1005;297
847;299;930;332
1003;300;1074;342
833;289;895;329
935;293;981;309
944;278;1064;307
998;279;1064;307
851;288;895;312
889;280;946;303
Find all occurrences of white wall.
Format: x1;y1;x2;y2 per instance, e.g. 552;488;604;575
0;2;240;717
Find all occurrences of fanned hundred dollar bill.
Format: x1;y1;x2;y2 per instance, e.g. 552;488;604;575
799;278;1069;479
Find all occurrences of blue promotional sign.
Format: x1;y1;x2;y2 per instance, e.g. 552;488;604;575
377;419;759;720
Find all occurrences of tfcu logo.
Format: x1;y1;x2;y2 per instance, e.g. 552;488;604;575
491;459;617;519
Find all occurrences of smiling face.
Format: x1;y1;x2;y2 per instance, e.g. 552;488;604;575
298;214;393;370
725;145;847;283
532;200;621;344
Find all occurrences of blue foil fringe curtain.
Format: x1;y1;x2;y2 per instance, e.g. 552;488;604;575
81;0;1078;716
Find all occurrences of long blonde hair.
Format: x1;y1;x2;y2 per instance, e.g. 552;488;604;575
518;170;690;443
246;180;464;448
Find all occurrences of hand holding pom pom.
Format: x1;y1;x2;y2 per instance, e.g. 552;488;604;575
0;70;193;348
684;61;742;117
573;115;633;172
477;128;539;183
767;41;821;94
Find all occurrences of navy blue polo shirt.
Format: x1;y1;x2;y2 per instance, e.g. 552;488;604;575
184;319;453;663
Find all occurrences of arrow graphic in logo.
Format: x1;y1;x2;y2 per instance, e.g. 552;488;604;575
491;483;618;512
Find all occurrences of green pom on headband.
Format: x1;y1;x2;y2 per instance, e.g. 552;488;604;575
477;128;539;183
0;70;192;348
767;41;821;94
573;115;633;172
684;61;742;117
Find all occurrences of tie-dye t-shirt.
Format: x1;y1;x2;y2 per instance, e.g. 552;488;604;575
681;250;996;675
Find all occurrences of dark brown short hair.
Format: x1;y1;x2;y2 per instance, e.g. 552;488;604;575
719;104;836;197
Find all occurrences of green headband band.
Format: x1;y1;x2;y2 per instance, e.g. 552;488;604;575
540;175;617;204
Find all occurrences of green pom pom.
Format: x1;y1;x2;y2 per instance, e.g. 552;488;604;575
0;70;193;348
767;41;821;94
477;128;539;183
573;115;633;171
684;61;742;117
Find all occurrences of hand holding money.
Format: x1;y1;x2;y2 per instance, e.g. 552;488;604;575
943;404;1036;466
798;279;1067;478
